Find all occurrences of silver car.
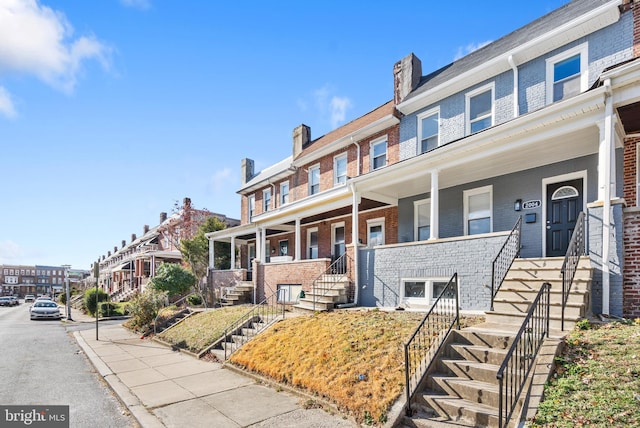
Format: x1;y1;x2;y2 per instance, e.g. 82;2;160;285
30;301;62;320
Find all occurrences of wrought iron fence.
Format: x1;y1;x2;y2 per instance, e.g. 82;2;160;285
561;211;585;331
491;216;522;311
496;282;550;428
222;286;285;360
312;253;353;311
404;273;459;416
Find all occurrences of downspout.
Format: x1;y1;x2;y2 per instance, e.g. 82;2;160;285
508;55;519;117
601;78;613;316
351;136;361;177
337;182;360;308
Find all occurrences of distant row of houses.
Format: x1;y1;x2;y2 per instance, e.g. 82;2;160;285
0;265;89;298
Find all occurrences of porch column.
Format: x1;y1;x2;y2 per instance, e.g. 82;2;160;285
295;218;301;261
208;238;215;269
255;226;262;261
350;184;360;305
230;236;236;269
430;170;440;240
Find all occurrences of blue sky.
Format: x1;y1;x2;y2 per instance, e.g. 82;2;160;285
0;0;570;270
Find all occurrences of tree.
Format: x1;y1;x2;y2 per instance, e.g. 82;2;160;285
149;263;196;297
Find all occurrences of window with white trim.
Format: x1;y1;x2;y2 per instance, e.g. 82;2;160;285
371;137;387;170
278;240;288;256
414;198;431;241
332;222;346;258
418;109;439;153
263;189;271;212
546;43;588;104
248;195;255;220
402;278;456;303
307;228;318;259
464;185;493;235
334;153;348;186
309;164;320;195
466;83;494;135
280;181;289;205
367;218;385;247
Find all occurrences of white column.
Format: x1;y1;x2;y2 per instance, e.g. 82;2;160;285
295;218;301;261
350;184;360;305
255;227;262;261
430;170;440;240
230;236;236;269
598;80;614;315
208;238;215;269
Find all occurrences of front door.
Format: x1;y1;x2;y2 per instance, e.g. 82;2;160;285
546;178;583;256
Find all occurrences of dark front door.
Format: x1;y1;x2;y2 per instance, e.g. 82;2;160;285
546;178;583;256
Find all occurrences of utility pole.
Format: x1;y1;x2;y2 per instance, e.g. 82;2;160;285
62;264;73;321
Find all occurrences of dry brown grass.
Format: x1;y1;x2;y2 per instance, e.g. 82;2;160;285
229;309;483;424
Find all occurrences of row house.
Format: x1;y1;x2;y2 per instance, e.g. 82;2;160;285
97;198;239;301
208;0;640;318
1;264;68;297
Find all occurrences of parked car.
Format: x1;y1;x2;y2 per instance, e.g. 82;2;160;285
29;301;61;320
24;295;35;303
9;296;19;305
0;296;18;306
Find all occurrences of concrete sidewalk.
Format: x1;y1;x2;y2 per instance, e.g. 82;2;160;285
73;319;355;427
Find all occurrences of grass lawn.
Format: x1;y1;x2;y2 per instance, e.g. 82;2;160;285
531;319;640;427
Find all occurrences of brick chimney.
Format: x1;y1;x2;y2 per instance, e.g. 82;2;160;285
114;246;117;253
160;212;167;223
121;240;126;248
241;158;255;185
394;53;422;105
131;233;136;242
293;124;311;159
143;225;149;234
107;251;111;257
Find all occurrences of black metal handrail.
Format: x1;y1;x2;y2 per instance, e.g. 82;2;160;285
560;211;585;331
312;253;354;310
222;285;285;360
404;273;459;416
491;217;522;311
496;282;551;428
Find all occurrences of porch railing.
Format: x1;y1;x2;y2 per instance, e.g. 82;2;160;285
560;211;586;331
496;282;550;428
491;216;522;311
222;286;286;360
404;273;459;416
312;253;354;311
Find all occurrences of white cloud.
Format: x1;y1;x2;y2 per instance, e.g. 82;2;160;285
0;0;111;95
330;96;352;129
454;40;492;61
0;86;17;118
306;84;353;130
120;0;151;10
210;168;233;192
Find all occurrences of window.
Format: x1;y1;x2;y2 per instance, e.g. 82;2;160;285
402;278;456;303
263;189;271;212
414;198;431;241
308;228;318;259
334;153;348;185
248;195;255;220
332;223;346;258
418;109;439;153
309;164;320;195
371;138;387;170
546;43;588;104
466;84;494;135
277;284;302;303
278;240;288;256
367;218;385;247
464;185;493;235
280;181;289;205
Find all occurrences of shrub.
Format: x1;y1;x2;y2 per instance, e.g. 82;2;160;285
187;293;203;306
124;289;168;332
98;302;119;317
84;288;110;316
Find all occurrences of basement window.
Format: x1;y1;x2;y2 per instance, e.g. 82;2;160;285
277;284;302;303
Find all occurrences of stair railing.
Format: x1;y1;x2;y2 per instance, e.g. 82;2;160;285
560;211;585;331
491;216;522;311
153;294;189;336
223;285;285;360
496;282;551;428
404;273;459;416
312;253;354;311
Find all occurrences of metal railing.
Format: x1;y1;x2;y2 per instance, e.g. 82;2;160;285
560;211;585;331
404;273;459;416
222;286;286;360
491;217;522;311
496;282;551;428
311;253;353;311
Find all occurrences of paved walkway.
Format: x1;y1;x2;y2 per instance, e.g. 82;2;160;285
72;316;355;428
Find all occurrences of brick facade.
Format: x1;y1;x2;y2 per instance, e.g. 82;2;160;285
623;137;640;317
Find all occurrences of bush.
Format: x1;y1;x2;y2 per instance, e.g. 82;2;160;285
124;289;168;332
84;288;110;316
186;293;203;306
98;302;120;317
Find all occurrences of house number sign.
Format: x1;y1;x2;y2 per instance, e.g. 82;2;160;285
523;200;541;209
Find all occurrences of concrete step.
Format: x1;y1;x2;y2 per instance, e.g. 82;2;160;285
496;288;588;306
484;310;581;331
429;377;500;408
492;300;586;318
500;277;590;291
449;329;516;350
448;344;508;366
439;360;501;385
418;390;499;427
294;299;334;311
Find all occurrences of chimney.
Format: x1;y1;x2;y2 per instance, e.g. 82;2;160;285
114;246;117;253
394;53;422;105
143;225;149;234
160;212;167;223
121;240;126;248
107;251;111;257
241;158;255;185
131;233;137;242
183;197;191;209
293;124;311;159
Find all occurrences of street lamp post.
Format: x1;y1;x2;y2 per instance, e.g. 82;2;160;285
62;265;73;321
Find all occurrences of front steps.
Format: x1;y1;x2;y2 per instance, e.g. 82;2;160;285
221;281;254;306
293;274;351;312
204;315;282;361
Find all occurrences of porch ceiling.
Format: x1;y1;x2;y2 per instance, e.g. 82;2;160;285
617;101;640;134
